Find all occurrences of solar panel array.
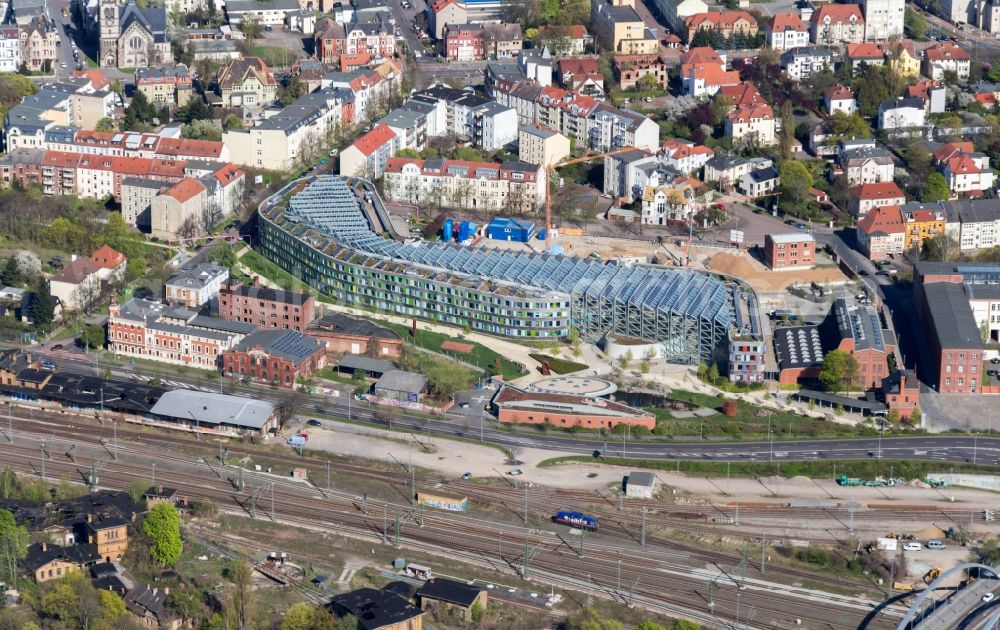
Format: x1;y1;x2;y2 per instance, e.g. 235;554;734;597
281;176;732;327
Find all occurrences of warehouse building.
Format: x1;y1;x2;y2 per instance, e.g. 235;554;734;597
491;384;655;430
258;176;742;366
149;390;279;434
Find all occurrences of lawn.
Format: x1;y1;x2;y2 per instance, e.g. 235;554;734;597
527;353;588;375
253;45;300;68
239;248;323;298
383;322;526;380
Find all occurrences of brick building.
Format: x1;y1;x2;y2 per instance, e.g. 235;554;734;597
763;233;815;270
218;279;316;332
222;329;327;388
917;277;983;394
306;312;403;358
491;385;655;430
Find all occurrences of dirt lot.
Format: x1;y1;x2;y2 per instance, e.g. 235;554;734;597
707;251;849;293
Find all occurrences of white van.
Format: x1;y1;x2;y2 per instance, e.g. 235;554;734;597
903;542;922;551
927;540;946;550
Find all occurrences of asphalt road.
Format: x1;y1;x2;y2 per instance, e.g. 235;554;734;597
33;346;1000;466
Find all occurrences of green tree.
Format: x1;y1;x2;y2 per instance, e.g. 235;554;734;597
223;113;244;131
0;509;27;589
636;623;668;630
278;75;306;105
95;116;115;132
424;359;474;400
335;615;359;630
79;323;106;350
143;502;182;566
819;349;860;393
779;160;813;206
904;8;928;40
0;257;19;287
827;111;872;141
167;586;205;625
227;556;256;630
281;603;318;630
99;589;126;624
989;63;1000;84
471;600;485;625
208;245;238;271
182;119;222;141
568;327;581;357
29;280;55;330
241;18;262;43
921;172;951;202
396;148;421;158
923;234;960;261
855;65;892;117
671;622;703;630
177;96;212;124
707;363;720;384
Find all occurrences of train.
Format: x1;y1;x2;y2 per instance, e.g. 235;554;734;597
552;511;599;531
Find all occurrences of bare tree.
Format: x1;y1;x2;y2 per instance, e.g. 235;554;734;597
227;556;255;630
74;277;102;315
177;215;200;241
200;197;224;233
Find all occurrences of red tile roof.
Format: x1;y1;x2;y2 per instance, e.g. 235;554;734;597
846;43;884;60
41;151;82;169
716;81;762;107
811;3;863;25
768;12;806;32
350;124;397;157
214;163;244;186
340;52;372;69
156;138;225;159
854;181;905;200
556;57;600;75
89;244;126;269
726;104;774;122
537;24;587;40
691;64;741;87
71;69;110;90
164;178;206;204
662;139;714;159
826;84;854;101
685;11;757;31
906;79;941;100
946;154;983;174
924;42;970;61
932;141;974;163
858;205;904;235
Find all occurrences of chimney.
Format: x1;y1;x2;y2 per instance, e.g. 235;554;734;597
163;586;169;596
87;514;92;524
156;485;163;493
41;542;47;552
253;276;260;287
152;587;158;597
899;372;906;391
130;511;137;522
70;254;77;262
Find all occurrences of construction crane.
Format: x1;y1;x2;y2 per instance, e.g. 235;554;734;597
544;147;639;253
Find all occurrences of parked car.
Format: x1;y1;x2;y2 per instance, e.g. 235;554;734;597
902;542;922;551
984;592;995;602
507;468;523;476
927;540;945;550
461;472;472;480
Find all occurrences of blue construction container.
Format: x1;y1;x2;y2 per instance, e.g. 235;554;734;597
457;221;477;241
441;218;454;241
487;217;536;242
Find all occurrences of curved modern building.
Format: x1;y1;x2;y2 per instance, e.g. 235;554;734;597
257;175;742;364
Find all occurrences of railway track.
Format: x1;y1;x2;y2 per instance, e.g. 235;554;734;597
0;432;903;630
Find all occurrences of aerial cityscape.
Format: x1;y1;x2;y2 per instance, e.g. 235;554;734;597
0;0;1000;626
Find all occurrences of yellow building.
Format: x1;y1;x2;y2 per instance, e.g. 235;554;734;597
592;0;659;54
86;515;130;562
903;206;945;250
26;542;99;583
887;41;920;79
518;123;571;167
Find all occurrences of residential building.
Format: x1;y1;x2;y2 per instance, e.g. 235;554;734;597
641;177;706;224
764;232;815;270
982;0;1000;34
555;57;605;96
881;369;919;419
613;54;668;90
535;24;591;55
688;62;741;96
306;312;403;358
222;329;327;388
49;245;126;312
846;42;884;69
907;79;946;113
124;584;176;629
216;57;278;109
660;138;714;175
725;103;776;147
518;124;570;167
218;278;316;332
684;11;758;42
384;157;545;213
588;103;660;152
603;147;656;200
492;384;655;429
338;123;399;179
150;177;207;240
810;4;865;45
443;23;484;60
729;337;766;384
780;46;834;80
886;39;920;78
18;15;55;71
923;42;971;81
862;0;904;41
942;151;995;197
136;65;193;107
314;17;346;64
344;18;395;59
825;84;857;114
473;102;518;151
902;201;946;250
107;297;254;369
428;0;467;39
737;165;779;197
0;28;21;73
653;0;707;33
850;181;905;217
940;0;975;26
26;543;99;583
223;0;300;25
680;46;726;93
941;198;1000;251
766;12;809;50
482;23;523;58
840;144;894;185
878;97;926;130
164;262;229;309
856;204;905;260
703;154;771;190
378;107;431;151
591;0;659;55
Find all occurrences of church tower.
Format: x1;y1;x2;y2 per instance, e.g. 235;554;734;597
99;0;119;68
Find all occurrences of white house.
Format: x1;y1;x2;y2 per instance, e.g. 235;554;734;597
862;0;904;41
766;13;809;50
660;139;714;175
780;46;834;81
738;166;779;197
825;84;857;114
49;245;126;312
338;123;400;179
877;98;926;130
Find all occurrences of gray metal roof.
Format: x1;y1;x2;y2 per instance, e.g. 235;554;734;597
338;355;395;374
167;262;229;290
628;471;656;488
234;329;322;364
923;282;983;350
375;369;428;393
150;389;275;429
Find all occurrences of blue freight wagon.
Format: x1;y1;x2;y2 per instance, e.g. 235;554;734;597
552;511;599;531
487;217;535;242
